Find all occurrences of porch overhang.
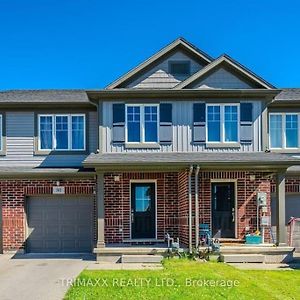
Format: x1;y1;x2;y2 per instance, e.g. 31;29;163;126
83;152;300;172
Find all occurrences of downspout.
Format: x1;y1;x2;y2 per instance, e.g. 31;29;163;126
188;165;194;253
195;165;200;248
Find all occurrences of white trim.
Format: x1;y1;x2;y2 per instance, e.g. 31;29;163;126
38;113;86;151
269;112;299;150
210;179;238;239
206;103;240;144
129;180;157;240
125;104;159;144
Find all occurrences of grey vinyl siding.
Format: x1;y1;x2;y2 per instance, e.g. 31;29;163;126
0;111;97;167
126;51;203;89
88;111;98;153
192;67;253;89
102;100;262;153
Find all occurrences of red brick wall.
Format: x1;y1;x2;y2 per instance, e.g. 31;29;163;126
1;179;96;251
271;177;300;194
103;172;180;244
198;171;272;242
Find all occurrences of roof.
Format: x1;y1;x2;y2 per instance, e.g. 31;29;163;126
0;90;91;105
274;89;300;101
174;54;275;90
0;167;95;177
106;37;213;89
84;152;300;169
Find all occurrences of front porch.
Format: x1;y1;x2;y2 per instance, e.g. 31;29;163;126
93;167;292;262
94;243;295;264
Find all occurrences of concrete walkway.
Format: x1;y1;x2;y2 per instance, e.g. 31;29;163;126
0;253;93;300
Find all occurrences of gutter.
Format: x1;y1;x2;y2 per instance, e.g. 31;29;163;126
194;165;200;248
188;165;194;253
87;89;280;100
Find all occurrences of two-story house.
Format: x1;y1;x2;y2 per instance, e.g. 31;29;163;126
0;38;299;260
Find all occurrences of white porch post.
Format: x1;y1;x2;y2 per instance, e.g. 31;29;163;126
96;172;105;248
276;171;286;246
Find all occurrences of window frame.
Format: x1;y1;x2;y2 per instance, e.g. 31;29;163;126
269;112;299;150
38;113;86;152
0;114;3;152
206;103;240;143
125;104;159;144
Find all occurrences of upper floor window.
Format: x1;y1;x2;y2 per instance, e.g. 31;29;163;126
169;61;190;76
38;114;85;151
207;104;239;143
0;115;3;151
269;113;299;149
126;104;159;143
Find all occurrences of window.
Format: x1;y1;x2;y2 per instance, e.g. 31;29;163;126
269;113;299;149
126;105;158;143
38;114;85;151
207;106;221;142
0;115;3;151
207;104;239;143
224;106;238;142
286;115;298;148
169;61;190;76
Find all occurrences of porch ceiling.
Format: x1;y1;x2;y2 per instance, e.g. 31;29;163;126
84;152;300;171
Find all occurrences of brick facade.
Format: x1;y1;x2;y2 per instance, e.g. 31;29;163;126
271;177;300;194
1;178;96;251
103;170;278;246
198;171;272;242
3;172;299;251
103;172;180;244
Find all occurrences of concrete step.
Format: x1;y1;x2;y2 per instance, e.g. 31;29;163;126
121;254;163;264
220;254;265;263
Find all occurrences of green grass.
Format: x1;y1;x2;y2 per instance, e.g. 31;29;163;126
65;259;300;300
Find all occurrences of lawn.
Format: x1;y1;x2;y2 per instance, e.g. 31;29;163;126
65;259;300;300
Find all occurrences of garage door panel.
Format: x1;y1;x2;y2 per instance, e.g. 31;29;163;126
45;209;60;221
27;196;94;253
45;225;59;236
78;225;92;236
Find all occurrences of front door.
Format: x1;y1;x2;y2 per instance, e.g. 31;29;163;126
131;182;156;239
211;183;235;238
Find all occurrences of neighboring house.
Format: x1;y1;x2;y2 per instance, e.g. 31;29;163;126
0;38;300;255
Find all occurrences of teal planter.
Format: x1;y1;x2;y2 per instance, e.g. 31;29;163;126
245;234;262;244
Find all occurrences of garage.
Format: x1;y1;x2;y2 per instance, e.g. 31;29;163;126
26;195;94;253
271;193;300;225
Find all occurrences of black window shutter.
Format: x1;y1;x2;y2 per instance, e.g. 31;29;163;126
112;103;125;143
159;103;172;143
240;102;253;143
193;103;206;142
240;103;253;122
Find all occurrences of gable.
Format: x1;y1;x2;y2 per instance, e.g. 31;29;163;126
106;37;212;89
175;55;274;90
191;66;255;89
125;50;204;89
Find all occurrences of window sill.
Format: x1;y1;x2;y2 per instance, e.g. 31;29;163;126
269;149;300;154
206;142;241;148
34;150;88;156
125;143;160;149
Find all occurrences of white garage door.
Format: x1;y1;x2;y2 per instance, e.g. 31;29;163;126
27;195;94;253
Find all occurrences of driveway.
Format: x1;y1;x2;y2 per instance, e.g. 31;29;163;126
0;253;94;300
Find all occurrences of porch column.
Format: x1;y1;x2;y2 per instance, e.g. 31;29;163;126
276;171;286;246
96;172;105;248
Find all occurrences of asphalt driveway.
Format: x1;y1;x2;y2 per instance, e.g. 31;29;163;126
0;253;93;300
